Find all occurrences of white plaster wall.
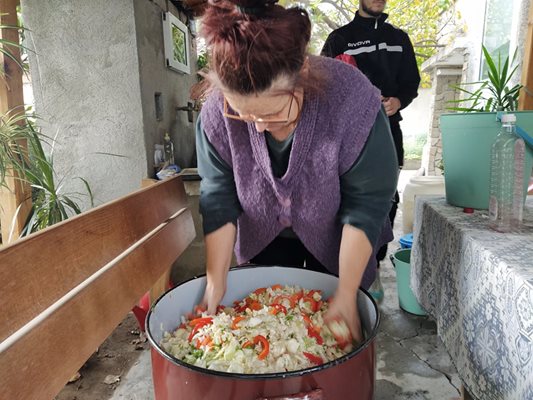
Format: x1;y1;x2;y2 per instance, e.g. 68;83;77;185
399;88;432;137
22;0;147;209
452;0;487;84
133;0;199;172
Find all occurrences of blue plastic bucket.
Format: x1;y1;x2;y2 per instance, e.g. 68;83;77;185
391;249;426;316
399;233;413;249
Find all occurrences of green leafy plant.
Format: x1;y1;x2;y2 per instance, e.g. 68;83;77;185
18;121;93;237
448;45;522;112
3;116;94;240
0;110;30;188
0;14;92;241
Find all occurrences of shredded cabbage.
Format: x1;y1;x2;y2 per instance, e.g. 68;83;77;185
160;285;353;374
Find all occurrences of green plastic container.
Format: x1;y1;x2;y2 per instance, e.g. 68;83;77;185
440;112;533;210
391;249;426;316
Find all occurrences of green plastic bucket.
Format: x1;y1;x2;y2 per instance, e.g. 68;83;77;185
440;112;533;210
391;249;426;316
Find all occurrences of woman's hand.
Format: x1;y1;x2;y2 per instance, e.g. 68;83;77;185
325;288;363;343
200;278;227;315
200;222;236;315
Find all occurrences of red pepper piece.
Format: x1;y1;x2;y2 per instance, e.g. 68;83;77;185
188;317;213;327
291;291;304;305
247;301;262;311
328;318;352;348
307;326;323;345
188;320;211;342
253;287;267;296
270;284;283;291
272;295;296;309
193;305;207;315
303;352;324;366
301;295;319;313
254;335;270;360
269;303;288;315
232;316;246;330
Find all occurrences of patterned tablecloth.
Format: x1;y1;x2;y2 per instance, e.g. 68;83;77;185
411;197;533;400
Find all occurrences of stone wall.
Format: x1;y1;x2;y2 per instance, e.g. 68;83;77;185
422;65;463;175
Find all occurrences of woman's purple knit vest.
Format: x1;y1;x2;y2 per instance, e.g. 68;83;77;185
200;56;392;288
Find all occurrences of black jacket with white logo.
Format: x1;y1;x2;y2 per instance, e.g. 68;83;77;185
321;12;421;123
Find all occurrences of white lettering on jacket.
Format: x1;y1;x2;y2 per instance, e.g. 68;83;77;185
344;42;403;56
348;40;371;47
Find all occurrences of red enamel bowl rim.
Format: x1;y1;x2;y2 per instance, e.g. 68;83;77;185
146;265;380;380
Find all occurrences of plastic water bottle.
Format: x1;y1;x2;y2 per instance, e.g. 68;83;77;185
489;114;525;232
163;132;175;165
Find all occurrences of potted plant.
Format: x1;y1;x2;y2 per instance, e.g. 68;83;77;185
440;46;533;209
0;17;91;242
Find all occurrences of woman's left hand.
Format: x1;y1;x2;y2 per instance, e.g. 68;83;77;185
324;288;363;344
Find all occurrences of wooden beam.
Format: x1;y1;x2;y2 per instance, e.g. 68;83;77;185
0;0;31;244
519;0;533;110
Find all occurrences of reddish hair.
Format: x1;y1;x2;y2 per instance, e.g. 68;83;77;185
198;0;313;95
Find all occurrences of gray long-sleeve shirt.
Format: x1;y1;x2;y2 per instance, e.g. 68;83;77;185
196;107;398;246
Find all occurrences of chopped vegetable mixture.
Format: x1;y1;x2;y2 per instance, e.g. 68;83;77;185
160;285;354;373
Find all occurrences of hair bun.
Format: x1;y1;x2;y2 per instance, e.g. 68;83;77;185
228;0;279;15
228;0;278;8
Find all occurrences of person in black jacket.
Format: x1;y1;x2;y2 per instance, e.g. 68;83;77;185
321;0;420;301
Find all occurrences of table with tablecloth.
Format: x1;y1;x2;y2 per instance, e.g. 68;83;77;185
411;197;533;400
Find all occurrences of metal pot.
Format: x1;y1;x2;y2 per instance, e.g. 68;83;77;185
146;266;380;400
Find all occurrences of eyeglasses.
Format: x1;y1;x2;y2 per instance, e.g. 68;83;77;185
223;94;295;124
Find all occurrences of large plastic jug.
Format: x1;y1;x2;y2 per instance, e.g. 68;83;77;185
402;176;445;234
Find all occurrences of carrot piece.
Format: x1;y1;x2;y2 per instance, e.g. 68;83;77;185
232;316;246;330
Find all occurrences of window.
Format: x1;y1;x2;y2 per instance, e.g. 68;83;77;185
480;0;519;79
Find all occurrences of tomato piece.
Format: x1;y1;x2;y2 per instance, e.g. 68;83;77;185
232;316;246;330
254;335;270;360
303;352;323;365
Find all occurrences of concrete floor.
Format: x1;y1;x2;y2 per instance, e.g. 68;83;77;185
110;170;461;400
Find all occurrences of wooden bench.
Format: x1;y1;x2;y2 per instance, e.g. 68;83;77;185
0;176;195;400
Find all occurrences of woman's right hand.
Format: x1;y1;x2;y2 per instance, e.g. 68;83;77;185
201;222;237;314
200;279;227;315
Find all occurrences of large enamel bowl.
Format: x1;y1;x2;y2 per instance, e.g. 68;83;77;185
146;266;380;400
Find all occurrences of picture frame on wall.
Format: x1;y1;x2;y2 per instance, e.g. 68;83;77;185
162;12;191;74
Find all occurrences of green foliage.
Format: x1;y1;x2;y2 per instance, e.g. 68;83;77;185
0;111;30;188
404;133;427;160
1;115;94;239
448;45;522;112
197;50;208;71
291;0;453;86
18;121;93;236
0;13;91;239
